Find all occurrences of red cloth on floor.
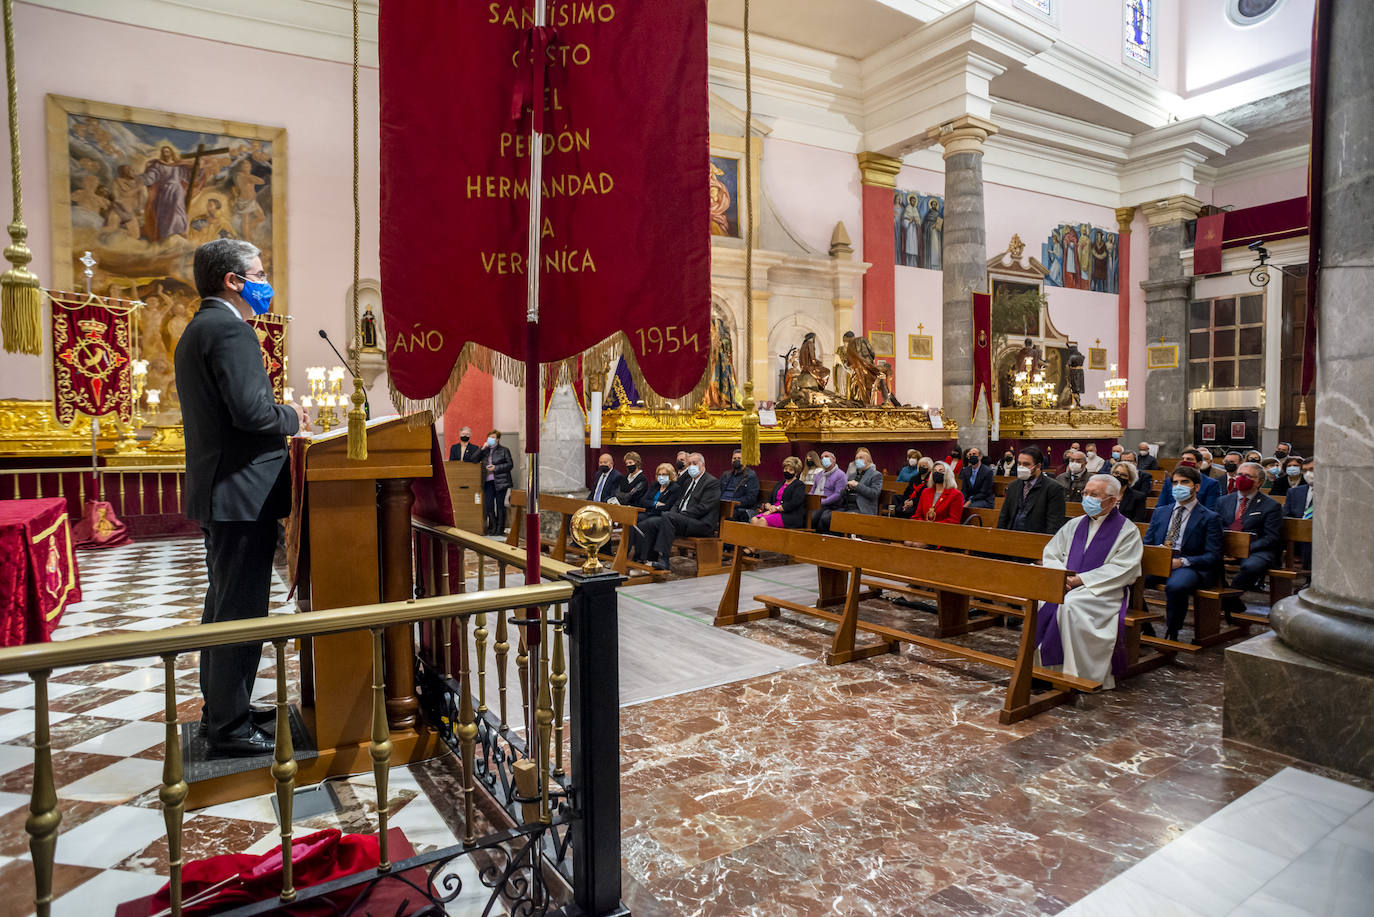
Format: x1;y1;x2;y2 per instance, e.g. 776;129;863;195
71;498;131;548
0;498;80;645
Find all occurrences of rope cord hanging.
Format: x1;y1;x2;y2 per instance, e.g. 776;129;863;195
0;0;41;356
346;0;367;459
739;0;760;465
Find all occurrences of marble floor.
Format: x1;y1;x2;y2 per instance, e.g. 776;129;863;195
1;536;1368;916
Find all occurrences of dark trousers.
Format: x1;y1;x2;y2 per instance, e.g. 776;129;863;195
634;512;713;561
200;519;277;742
1149;567;1209;637
811;508;834;532
1227;554;1275;611
483;481;508;534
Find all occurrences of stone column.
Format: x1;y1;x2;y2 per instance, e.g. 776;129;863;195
539;385;587;495
1139;195;1201;456
927;116;997;451
1114;206;1136;430
749;288;772;401
1225;0;1374;781
856;153;900;386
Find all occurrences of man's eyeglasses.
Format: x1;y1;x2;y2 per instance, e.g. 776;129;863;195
238;271;269;282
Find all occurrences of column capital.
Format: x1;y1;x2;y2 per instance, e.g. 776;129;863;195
925;115;999;159
1115;206;1137;234
1142;195;1204;227
856;152;902;189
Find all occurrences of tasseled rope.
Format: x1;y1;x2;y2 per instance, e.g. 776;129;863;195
738;0;760;465
0;0;40;356
346;0;367;459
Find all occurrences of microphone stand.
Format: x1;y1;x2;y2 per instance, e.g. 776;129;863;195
318;329;370;418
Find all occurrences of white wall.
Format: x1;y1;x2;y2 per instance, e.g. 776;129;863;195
1182;0;1314;95
0;2;379;401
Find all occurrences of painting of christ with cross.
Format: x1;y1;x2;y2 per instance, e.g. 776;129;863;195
47;94;286;415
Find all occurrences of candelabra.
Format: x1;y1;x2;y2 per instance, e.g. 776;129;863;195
116;359;151;453
1099;364;1129;411
303;366;346;430
1011;358;1055;408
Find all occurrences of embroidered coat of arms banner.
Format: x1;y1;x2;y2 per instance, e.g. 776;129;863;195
49;291;138;425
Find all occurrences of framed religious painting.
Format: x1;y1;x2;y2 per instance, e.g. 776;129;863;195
1088;347;1108;371
868;330;895;359
1231;421;1247;440
709;132;761;244
46;95;288;417
1147;343;1179;370
908;334;934;360
1201;423;1217;443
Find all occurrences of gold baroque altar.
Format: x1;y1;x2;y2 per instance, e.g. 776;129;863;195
0;399;185;461
997;406;1123;439
593;405;957;445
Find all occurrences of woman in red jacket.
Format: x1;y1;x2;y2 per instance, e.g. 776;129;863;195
914;460;965;523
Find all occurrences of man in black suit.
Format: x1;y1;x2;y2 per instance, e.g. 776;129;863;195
448;425;480;462
996;445;1066;534
175;239;305;757
959;446;994;508
588;452;624;502
1216;461;1284;620
631;452;720;570
1136;442;1159;471
1143;465;1224;641
718;449;760;521
475;430;514;535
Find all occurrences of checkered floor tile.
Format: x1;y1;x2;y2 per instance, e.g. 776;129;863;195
0;537;475;917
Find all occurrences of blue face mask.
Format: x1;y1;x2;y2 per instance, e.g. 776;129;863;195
1080;495;1103;517
487;437;496;447
657;474;669;486
687;464;701;478
1172;483;1192;502
821;456;832;469
236;275;274;315
855;458;866;470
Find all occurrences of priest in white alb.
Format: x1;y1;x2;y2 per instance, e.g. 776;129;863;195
1034;474;1143;689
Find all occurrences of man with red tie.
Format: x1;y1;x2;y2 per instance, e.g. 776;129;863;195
1215;461;1283;622
1220;450;1243;494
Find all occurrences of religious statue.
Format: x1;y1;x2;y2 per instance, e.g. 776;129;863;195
873;361;901;407
1015;337;1046;377
1058;342;1086;408
841;331;880;404
360;307;382;352
705;315;741;409
776;332;859;407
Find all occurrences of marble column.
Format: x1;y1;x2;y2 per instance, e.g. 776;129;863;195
856;153;901;386
748;288;772;401
1114;206;1136;430
1225;0;1374;780
927;116;997;451
539;385;587;495
1139;195;1201;456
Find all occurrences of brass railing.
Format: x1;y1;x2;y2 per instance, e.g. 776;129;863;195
0;463;187;518
0;577;573;916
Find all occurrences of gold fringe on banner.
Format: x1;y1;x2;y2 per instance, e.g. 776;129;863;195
0;0;41;356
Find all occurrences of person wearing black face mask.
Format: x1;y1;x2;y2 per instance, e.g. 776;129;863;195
589;452;624;502
1112;461;1148;521
616;450;648;507
675;450;689;473
994;451;1017;476
719;448;760;521
448;425;480;462
1274;442;1292;462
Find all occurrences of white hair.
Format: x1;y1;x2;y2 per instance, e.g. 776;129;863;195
1112;461;1138;485
1239;461;1265;478
1088;473;1121;497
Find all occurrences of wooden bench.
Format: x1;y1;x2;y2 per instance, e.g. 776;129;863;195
505;490;663;584
1266;517;1312;606
713;521;1094;723
828;512;1181;675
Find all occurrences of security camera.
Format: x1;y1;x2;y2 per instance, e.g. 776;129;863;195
1248;239;1264;251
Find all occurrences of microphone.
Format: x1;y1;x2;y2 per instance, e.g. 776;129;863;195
318;329;370;418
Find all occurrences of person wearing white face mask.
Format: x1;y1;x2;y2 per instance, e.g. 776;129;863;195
1272;455;1304;498
1055;450;1090;502
1284;459;1316;521
630;453;720;570
1083;445;1105;474
997;445;1067;534
1035;474;1142;688
896;448;924;484
843;447;884;516
810;450;848;531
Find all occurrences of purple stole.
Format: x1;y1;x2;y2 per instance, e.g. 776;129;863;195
1035;508;1130;676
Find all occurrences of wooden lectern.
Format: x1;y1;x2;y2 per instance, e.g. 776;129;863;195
444;460;485;533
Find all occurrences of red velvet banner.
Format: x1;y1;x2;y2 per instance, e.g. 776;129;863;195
49;292;137;425
972;292;992;423
247;313;288;402
379;1;711;407
1193;212;1225;275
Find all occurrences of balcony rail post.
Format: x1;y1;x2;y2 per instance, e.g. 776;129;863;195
563;568;627;916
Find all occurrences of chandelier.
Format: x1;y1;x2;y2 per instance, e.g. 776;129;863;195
1011;358;1055;408
1099;364;1129;410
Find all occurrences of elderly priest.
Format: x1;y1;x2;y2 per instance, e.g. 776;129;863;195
1034;474;1143;689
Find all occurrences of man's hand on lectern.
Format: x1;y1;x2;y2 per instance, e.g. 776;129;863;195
290;402;309;433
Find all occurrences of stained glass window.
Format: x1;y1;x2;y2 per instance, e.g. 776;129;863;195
1124;0;1153;70
1016;0;1053;17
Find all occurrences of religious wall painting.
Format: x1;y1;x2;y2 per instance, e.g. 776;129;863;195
1041;222;1119;293
1202;422;1217;443
1147;343;1180;370
868;331;895;359
908;333;933;361
892;189;944;270
1088;346;1108;371
47;95;287;414
709;133;761;246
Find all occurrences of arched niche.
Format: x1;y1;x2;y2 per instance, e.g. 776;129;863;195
768;311;829;401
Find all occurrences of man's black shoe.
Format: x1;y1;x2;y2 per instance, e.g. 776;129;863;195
1141;622;1156;637
1166;630;1179;642
200;707;277;738
208;726;274;758
651;559;670;571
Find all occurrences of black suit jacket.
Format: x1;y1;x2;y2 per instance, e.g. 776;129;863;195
1216;490;1284;564
448;441;480;462
996;474;1067;534
174;301;298;524
672;471;721;529
589;468;624;502
1137;453;1159;470
777;478;808;528
959;462;995;507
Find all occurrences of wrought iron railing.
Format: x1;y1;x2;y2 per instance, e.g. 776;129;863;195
0;521;635;916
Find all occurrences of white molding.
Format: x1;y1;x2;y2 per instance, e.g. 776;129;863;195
1023;40;1172;129
1196;145;1311;189
1170;61;1310;118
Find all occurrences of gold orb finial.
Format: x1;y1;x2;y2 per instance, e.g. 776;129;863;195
570;505;613;573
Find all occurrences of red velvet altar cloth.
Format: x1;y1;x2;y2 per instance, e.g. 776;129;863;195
379;0;711;406
0;498;80;645
1222;197;1309;247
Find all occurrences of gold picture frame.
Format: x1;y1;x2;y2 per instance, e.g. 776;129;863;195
868;330;895;358
1147;343;1180;370
709;132;762;244
908;334;934;361
47;94;288;413
1088;347;1108;371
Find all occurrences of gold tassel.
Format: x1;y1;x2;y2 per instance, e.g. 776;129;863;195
1296;395;1309;427
0;0;40;356
347;375;367;460
740;380;760;465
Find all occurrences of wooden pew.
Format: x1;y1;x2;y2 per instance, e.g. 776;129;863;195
1266;517;1312;605
712;521;1094;723
828;512;1182;675
505;490;663;584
